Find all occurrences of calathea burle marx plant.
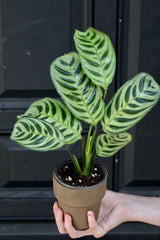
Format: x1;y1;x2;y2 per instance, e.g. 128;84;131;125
10;27;160;177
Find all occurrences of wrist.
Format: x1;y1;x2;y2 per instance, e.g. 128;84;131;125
120;193;160;226
120;193;150;222
121;193;141;222
116;193;135;222
116;192;147;222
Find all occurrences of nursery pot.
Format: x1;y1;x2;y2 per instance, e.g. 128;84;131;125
53;160;107;230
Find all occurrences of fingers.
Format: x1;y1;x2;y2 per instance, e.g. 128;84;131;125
64;214;90;239
53;203;105;239
53;202;89;238
88;211;105;238
64;214;78;238
53;202;67;234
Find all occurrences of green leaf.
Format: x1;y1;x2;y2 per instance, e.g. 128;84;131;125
96;132;132;157
74;27;116;90
50;52;105;125
66;145;82;177
10;117;64;151
101;73;160;134
18;98;82;145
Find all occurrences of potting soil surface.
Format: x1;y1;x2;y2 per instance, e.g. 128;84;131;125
57;162;104;187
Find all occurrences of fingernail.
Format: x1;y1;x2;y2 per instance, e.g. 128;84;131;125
88;211;92;217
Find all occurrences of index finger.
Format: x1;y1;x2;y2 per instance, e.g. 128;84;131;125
53;202;67;234
88;211;105;238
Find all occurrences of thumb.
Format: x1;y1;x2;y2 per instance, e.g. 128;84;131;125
88;211;105;238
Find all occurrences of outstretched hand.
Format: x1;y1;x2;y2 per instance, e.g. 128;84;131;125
53;190;128;238
53;189;160;238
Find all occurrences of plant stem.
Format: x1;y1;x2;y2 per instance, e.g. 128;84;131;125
103;89;107;101
88;147;97;176
81;139;85;171
85;125;93;160
83;125;97;176
89;125;97;156
66;145;82;177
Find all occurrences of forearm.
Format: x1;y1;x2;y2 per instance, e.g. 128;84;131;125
123;193;160;226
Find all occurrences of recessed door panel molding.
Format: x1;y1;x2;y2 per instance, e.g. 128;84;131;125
1;0;70;93
0;136;82;187
118;0;160;195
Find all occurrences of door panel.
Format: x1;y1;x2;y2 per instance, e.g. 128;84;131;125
2;0;70;91
118;0;160;197
0;0;117;222
0;0;159;239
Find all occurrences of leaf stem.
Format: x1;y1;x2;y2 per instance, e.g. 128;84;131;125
85;125;93;160
83;125;97;176
88;147;97;175
103;89;107;101
89;125;97;155
81;139;85;171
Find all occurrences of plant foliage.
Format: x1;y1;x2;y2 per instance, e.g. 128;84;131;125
96;133;132;157
50;52;105;125
74;27;116;90
17;98;82;144
11;27;160;177
11;117;64;151
101;73;160;134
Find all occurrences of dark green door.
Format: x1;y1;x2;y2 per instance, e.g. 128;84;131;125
0;0;159;239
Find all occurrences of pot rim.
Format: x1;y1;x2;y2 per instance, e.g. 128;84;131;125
53;160;108;190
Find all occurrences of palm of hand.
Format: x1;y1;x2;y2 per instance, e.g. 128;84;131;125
95;190;126;236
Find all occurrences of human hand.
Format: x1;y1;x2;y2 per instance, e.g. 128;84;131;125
53;190;128;238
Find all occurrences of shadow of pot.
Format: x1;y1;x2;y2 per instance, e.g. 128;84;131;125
53;160;108;230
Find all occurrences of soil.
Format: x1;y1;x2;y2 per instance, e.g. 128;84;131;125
57;162;104;187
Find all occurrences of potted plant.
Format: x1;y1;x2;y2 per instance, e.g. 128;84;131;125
10;27;160;230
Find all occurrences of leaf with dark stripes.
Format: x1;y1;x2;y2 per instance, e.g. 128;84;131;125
96;132;132;157
10;117;64;151
101;73;160;134
50;52;105;125
18;98;82;144
74;27;116;90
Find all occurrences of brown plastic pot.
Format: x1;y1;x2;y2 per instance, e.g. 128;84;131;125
53;160;107;230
